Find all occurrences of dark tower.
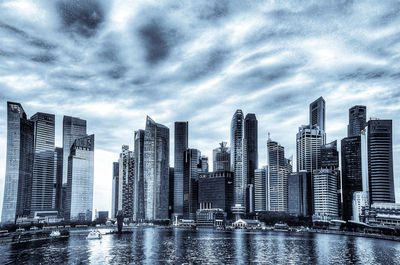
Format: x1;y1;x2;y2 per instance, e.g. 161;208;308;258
244;113;258;213
348;105;366;137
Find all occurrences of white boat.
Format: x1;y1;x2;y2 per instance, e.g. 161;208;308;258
50;230;61;237
86;230;102;240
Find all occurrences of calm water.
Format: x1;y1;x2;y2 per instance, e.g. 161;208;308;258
1;227;400;264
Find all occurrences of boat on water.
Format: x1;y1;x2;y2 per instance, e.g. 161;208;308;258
50;230;61;237
86;230;102;240
273;223;290;231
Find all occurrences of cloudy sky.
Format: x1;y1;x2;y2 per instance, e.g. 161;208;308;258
1;0;400;215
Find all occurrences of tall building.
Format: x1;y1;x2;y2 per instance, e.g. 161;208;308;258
2;102;34;223
213;142;230;172
296;125;325;173
173;122;188;220
183;149;201;220
134;129;145;221
62;116;87;185
267;138;288;212
254;167;267;212
143;116;170;221
54;147;63;212
341;136;363;220
244;113;258;213
198;171;234;218
30;112;56;212
309;96;325;131
313;169;338;221
348;105;367;137
367;119;395;203
65;134;95;221
168;167;174;219
111;162;119;219
288;171;312;217
230;110;246;216
118;145;135;221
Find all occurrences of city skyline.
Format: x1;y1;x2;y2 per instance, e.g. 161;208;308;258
1;1;400;216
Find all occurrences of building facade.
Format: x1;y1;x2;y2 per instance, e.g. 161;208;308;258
134;129;145;221
173;122;188;220
244;113;258;213
30;112;56;212
313;169;338;221
118;145;135;221
309;96;325;131
213;142;230;172
111;162;119;219
65;135;95;221
367;119;395;204
183;149;201;220
231;110;246;216
143;116;170;221
288;171;312;217
348;105;366;137
267;138;288;212
254;167;267;212
2;102;35;223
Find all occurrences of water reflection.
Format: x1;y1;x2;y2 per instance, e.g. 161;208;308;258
0;228;400;264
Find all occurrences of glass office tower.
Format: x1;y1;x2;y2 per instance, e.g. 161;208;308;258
173;122;188;220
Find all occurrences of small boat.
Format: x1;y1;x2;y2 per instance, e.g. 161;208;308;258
50;230;61;237
273;223;289;231
86;230;102;240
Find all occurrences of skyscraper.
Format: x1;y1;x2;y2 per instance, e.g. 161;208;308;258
200;156;209;174
309;96;325;131
267;138;288;212
213;142;230;172
367;119;394;203
183;149;201;220
143;116;170;221
244;113;258;213
111;161;119;219
134;129;145;221
54;147;63;212
348;105;367;137
288;171;312;217
118;145;135;221
313;168;339;221
65;134;95;221
173;122;188;220
230;110;246;216
296;125;325;173
62;116;87;185
30;112;56;212
254;167;267;212
2;102;34;223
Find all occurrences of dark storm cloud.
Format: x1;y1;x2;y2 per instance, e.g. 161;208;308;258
57;0;107;38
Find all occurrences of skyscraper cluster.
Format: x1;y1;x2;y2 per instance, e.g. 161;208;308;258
1;102;94;224
110;97;396;225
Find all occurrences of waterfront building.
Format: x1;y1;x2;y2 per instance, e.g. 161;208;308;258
367;119;395;203
96;211;109;222
118;145;135;221
62;116;87;185
348;105;367;137
65;135;95;221
134;129;145;221
244;113;258;213
254;167;267;212
213;142;230;172
352;191;369;222
196;208;226;227
143;116;170;221
168;167;174;219
231;109;246;217
198;171;234;218
183;149;201;220
313;168;338;221
54;147;63;213
362;203;400;226
173;122;188;221
288;171;312;217
30;112;56;212
267;138;288;212
111;162;119;219
2;102;35;223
